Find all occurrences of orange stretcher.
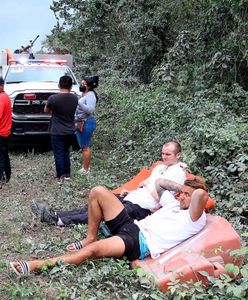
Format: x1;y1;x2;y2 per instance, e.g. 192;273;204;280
112;161;215;211
132;214;242;292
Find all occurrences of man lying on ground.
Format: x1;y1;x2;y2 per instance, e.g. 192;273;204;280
31;140;186;226
10;176;208;275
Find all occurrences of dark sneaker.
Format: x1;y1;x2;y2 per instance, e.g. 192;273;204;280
30;199;46;217
41;207;58;224
30;199;58;225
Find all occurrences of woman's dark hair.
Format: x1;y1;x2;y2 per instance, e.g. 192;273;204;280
84;76;99;102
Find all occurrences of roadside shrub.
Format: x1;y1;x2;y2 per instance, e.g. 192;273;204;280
95;79;248;222
89;75;248;298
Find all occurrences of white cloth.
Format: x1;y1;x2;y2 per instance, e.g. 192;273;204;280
135;207;206;259
159;190;180;207
124;163;186;211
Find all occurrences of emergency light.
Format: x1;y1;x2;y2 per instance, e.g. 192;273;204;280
24;93;37;100
9;59;68;65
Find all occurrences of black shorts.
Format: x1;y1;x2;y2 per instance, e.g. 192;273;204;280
122;200;151;220
115;194;151;220
105;209;140;261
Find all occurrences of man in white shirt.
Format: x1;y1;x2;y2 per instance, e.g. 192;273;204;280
10;176;208;275
31;141;186;226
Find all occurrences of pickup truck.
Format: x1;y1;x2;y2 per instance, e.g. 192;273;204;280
2;54;80;144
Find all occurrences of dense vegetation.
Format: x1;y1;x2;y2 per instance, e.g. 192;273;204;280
45;0;248;88
2;0;247;299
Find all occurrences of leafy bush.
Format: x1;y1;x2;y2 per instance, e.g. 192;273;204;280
91;76;248;299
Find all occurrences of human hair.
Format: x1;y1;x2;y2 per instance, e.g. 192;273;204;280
164;140;182;154
84;77;99;102
184;176;208;192
59;75;73;90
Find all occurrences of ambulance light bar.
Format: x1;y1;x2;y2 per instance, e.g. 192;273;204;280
9;59;68;65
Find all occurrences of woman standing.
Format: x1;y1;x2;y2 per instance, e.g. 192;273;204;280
75;77;98;174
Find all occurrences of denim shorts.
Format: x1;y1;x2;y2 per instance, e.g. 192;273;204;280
105;209;141;261
76;116;96;148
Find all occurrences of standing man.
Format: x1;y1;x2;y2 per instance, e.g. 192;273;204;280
0;77;12;188
45;76;78;180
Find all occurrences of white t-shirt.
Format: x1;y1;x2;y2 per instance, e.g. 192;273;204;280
135;206;206;259
124;163;186;211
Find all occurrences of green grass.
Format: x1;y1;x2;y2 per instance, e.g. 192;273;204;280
0;148;167;300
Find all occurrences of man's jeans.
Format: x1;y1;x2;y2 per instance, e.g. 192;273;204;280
51;134;74;178
56;196;151;226
58;207;88;225
0;136;11;183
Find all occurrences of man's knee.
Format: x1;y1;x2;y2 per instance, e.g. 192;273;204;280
89;185;109;199
85;243;102;259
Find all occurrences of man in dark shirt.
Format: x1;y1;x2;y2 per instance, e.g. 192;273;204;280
45;75;78;180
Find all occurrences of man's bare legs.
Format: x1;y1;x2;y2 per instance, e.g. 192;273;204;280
11;186;127;273
80;185;125;247
11;235;126;273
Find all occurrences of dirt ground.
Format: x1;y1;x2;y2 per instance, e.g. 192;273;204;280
0;148;98;298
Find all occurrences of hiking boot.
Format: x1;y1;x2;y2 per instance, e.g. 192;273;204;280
30;199;58;225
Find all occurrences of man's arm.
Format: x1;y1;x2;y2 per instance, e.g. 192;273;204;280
188;189;208;221
44;105;52;113
44;97;53;114
152;178;183;200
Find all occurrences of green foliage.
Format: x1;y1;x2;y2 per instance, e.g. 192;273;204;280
43;0;248;89
153;0;248;90
45;0;174;82
95;82;248;218
7;0;248;298
93;76;248;298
